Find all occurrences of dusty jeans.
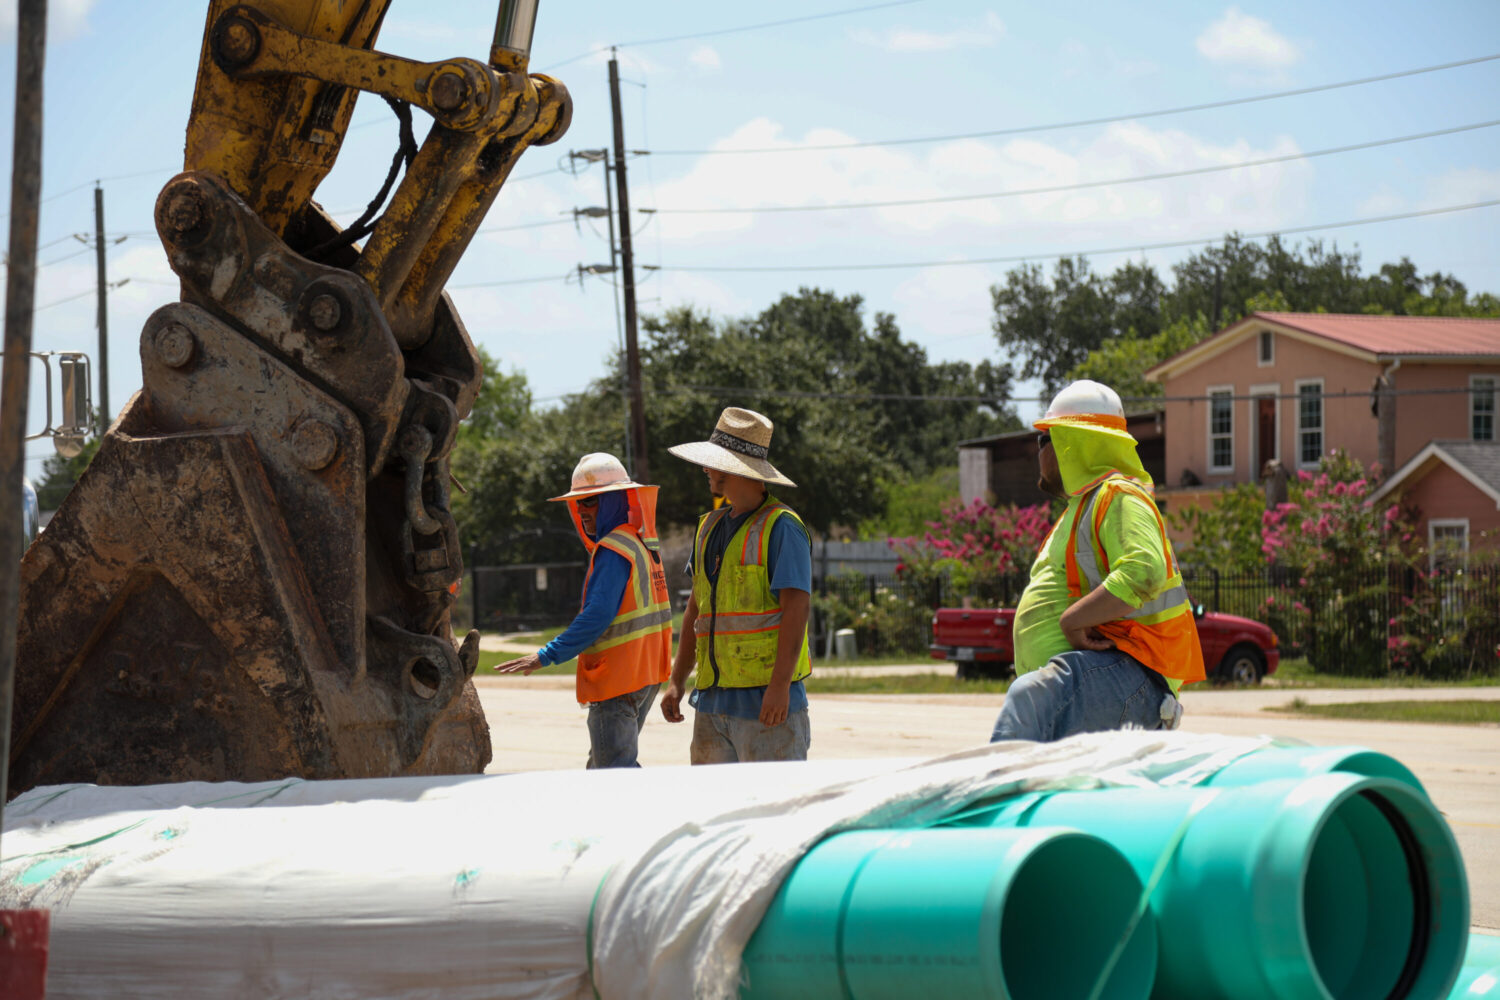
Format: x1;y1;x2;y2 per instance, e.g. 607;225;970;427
586;683;659;768
690;708;811;764
990;648;1177;743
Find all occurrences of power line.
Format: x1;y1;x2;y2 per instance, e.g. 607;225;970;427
587;383;1500;406
642;199;1500;274
0;167;177;223
642;120;1500;215
649;52;1500;156
475;218;574;235
448;273;573;290
541;0;923;70
33;288;99;312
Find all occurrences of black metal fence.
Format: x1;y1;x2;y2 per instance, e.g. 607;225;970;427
1183;562;1500;678
809;561;1499;676
469;561;587;632
467;554;1500;677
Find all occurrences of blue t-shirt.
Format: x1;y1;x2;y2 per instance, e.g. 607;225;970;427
537;492;631;666
690;503;812;719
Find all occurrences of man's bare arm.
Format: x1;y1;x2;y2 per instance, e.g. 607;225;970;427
1059;586;1135;651
661;593;699;723
760;588;809;726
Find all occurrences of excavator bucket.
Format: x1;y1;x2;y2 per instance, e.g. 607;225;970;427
7;0;570;794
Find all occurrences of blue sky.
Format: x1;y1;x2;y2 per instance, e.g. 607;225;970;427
2;0;1498;478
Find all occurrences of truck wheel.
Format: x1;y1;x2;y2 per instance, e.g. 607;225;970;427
1216;645;1265;685
956;660;975;681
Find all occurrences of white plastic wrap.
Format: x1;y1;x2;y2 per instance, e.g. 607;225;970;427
1;731;1274;999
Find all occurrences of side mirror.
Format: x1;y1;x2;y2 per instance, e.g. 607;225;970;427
56;353;92;457
19;351;92;458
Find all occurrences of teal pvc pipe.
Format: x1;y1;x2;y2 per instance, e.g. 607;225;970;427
1449;933;1500;997
741;826;1157;1000
972;774;1468;1000
1200;744;1425;794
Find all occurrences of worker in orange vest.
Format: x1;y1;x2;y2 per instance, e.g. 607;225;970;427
991;380;1204;742
498;453;672;767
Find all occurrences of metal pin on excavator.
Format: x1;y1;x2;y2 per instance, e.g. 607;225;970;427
7;0;570;794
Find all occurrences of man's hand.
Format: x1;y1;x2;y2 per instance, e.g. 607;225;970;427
1061;619;1115;651
660;681;687;723
759;680;790;727
1059;587;1134;652
497;652;543;675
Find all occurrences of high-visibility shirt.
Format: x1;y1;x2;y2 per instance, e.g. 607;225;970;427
1014;475;1204;686
575;523;673;703
690;497;812;690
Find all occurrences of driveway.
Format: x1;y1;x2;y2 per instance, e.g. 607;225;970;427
474;674;1500;932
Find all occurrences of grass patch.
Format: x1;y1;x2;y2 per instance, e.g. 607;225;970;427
1267;657;1500;689
1276;699;1500;725
805;673;1012;695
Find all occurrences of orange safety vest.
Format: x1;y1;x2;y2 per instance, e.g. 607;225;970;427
1063;476;1205;684
567;487;673;703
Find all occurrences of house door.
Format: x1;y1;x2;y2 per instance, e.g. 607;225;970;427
1255;396;1276;475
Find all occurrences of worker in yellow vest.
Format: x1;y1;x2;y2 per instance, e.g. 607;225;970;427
498;453;672;767
991;380;1204;742
661;407;813;763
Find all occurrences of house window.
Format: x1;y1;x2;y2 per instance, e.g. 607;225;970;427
1258;330;1274;366
1429;519;1469;572
1474;375;1496;441
1296;380;1323;466
1208;387;1233;473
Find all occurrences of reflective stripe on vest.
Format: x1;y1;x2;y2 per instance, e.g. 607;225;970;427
1064;477;1205;684
691;498;812;689
576;525;672;702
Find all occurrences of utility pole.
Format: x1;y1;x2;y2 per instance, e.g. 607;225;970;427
608;50;648;486
93;183;109;433
3;0;47;855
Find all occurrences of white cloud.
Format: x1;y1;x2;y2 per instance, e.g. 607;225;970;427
851;11;1004;53
1196;7;1301;72
688;46;721;72
1058;38;1159;82
1417;166;1500;207
641;116;1314;253
0;0;96;41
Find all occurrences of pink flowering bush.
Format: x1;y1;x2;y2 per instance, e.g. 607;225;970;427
890;499;1053;605
1255;451;1418;674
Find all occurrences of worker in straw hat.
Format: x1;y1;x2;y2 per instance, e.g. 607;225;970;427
497;453;671;768
990;379;1204;744
661;407;814;763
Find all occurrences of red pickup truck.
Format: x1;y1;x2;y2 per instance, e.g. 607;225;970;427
930;604;1279;684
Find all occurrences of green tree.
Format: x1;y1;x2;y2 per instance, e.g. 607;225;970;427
1068;313;1212;406
606;290;1019;534
34;422;102;511
991;257;1120;399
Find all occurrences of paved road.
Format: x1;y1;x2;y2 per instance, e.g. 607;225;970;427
475;674;1500;931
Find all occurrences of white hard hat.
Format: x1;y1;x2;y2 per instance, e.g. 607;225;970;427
1035;379;1136;441
548;452;650;501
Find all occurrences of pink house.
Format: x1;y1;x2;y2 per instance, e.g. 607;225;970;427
1143;312;1500;552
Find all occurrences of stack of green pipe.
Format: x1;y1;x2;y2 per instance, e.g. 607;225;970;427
964;773;1467;999
741;826;1157;1000
1448;932;1500;997
1199;744;1425;794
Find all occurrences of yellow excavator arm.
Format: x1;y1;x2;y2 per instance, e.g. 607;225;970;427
8;0;570;794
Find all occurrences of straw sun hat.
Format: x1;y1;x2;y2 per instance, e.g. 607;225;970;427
668;407;796;488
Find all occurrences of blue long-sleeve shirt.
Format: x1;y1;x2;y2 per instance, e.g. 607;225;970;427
536;492;631;666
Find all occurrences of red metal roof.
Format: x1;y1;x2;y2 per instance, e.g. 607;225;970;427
1255;312;1500;356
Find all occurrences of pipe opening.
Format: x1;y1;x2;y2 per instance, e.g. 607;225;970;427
999;833;1156;1000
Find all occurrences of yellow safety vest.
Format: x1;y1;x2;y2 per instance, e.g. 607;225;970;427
1064;476;1206;684
691;498;812;689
